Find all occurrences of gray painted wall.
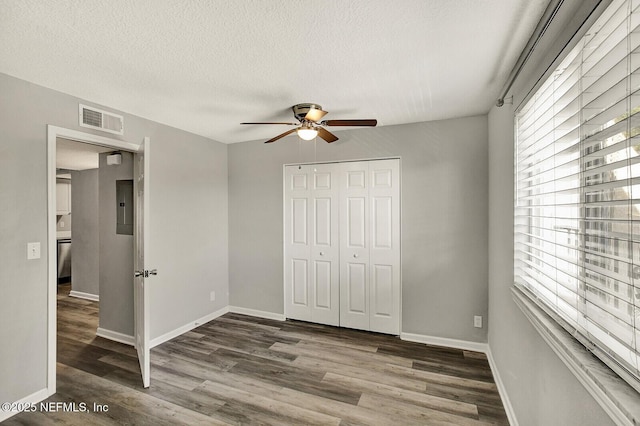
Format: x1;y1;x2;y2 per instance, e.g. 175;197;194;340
147;125;229;339
70;168;99;297
0;77;49;404
228;116;489;342
0;72;228;406
98;152;134;335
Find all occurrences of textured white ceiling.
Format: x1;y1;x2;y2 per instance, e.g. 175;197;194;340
0;0;548;144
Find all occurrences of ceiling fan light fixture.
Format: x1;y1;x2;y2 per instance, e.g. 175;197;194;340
241;103;377;144
297;127;318;141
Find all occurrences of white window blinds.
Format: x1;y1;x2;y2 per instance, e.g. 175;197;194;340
515;0;640;389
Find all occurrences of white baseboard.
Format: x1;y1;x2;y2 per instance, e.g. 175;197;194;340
228;305;285;321
69;290;99;302
0;387;50;422
400;332;488;353
149;306;229;348
96;327;135;346
486;347;518;426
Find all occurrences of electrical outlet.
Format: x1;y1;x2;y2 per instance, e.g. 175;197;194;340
210;291;216;302
474;315;483;328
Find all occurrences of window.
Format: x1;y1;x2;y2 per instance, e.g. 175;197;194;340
515;0;640;391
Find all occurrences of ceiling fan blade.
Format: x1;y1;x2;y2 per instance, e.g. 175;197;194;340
305;107;328;122
241;122;297;125
323;119;377;127
264;128;297;143
317;127;339;143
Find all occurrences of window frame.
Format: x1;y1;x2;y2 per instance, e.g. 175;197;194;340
513;0;640;416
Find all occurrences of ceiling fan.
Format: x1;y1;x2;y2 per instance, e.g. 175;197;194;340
241;103;377;143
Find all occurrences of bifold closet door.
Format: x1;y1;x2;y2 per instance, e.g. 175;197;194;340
284;164;339;326
339;159;400;334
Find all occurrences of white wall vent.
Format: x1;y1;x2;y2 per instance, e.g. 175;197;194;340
79;104;124;135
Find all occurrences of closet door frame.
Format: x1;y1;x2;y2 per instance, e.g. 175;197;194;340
283;158;402;334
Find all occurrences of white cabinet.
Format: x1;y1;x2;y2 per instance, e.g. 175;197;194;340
56;179;71;215
284;159;401;334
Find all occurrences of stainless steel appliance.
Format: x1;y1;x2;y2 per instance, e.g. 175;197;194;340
57;238;71;284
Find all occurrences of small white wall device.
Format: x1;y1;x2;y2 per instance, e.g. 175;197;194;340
106;153;122;166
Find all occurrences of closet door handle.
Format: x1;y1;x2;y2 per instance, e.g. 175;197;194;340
319;252;325;256
353;254;358;258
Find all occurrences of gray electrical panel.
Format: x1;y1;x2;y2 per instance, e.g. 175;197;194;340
116;179;134;235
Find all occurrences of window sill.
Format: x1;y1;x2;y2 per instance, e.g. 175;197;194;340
511;286;640;426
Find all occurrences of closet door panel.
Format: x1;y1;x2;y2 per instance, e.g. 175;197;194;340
284;166;312;321
340;161;371;330
313;260;332;308
347;263;367;313
369;159;401;334
372;264;393;316
310;164;339;325
292;259;309;305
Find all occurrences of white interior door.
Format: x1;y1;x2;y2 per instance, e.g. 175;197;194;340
368;159;401;334
339;161;371;331
134;137;151;388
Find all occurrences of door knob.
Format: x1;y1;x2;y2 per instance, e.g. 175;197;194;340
319;252;325;256
134;269;158;278
353;254;358;258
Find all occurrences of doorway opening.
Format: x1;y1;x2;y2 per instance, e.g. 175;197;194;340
46;126;144;396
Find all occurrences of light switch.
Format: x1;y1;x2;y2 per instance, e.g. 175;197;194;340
27;242;41;260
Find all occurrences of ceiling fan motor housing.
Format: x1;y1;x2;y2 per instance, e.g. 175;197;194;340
292;103;322;122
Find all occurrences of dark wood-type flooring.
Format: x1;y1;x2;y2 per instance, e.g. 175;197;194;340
5;284;509;425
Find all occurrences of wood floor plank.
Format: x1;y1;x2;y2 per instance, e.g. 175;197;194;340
65;363;229;425
322;371;480;419
209;316;284;333
359;393;495;426
203;369;412;426
295;339;413;366
197;380;342;425
291;355;429;392
274;329;380;352
413;358;496;382
198;337;299;363
270;340;413;369
6;284;510;425
228;357;363;405
386;363;499;392
103;368;228;418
